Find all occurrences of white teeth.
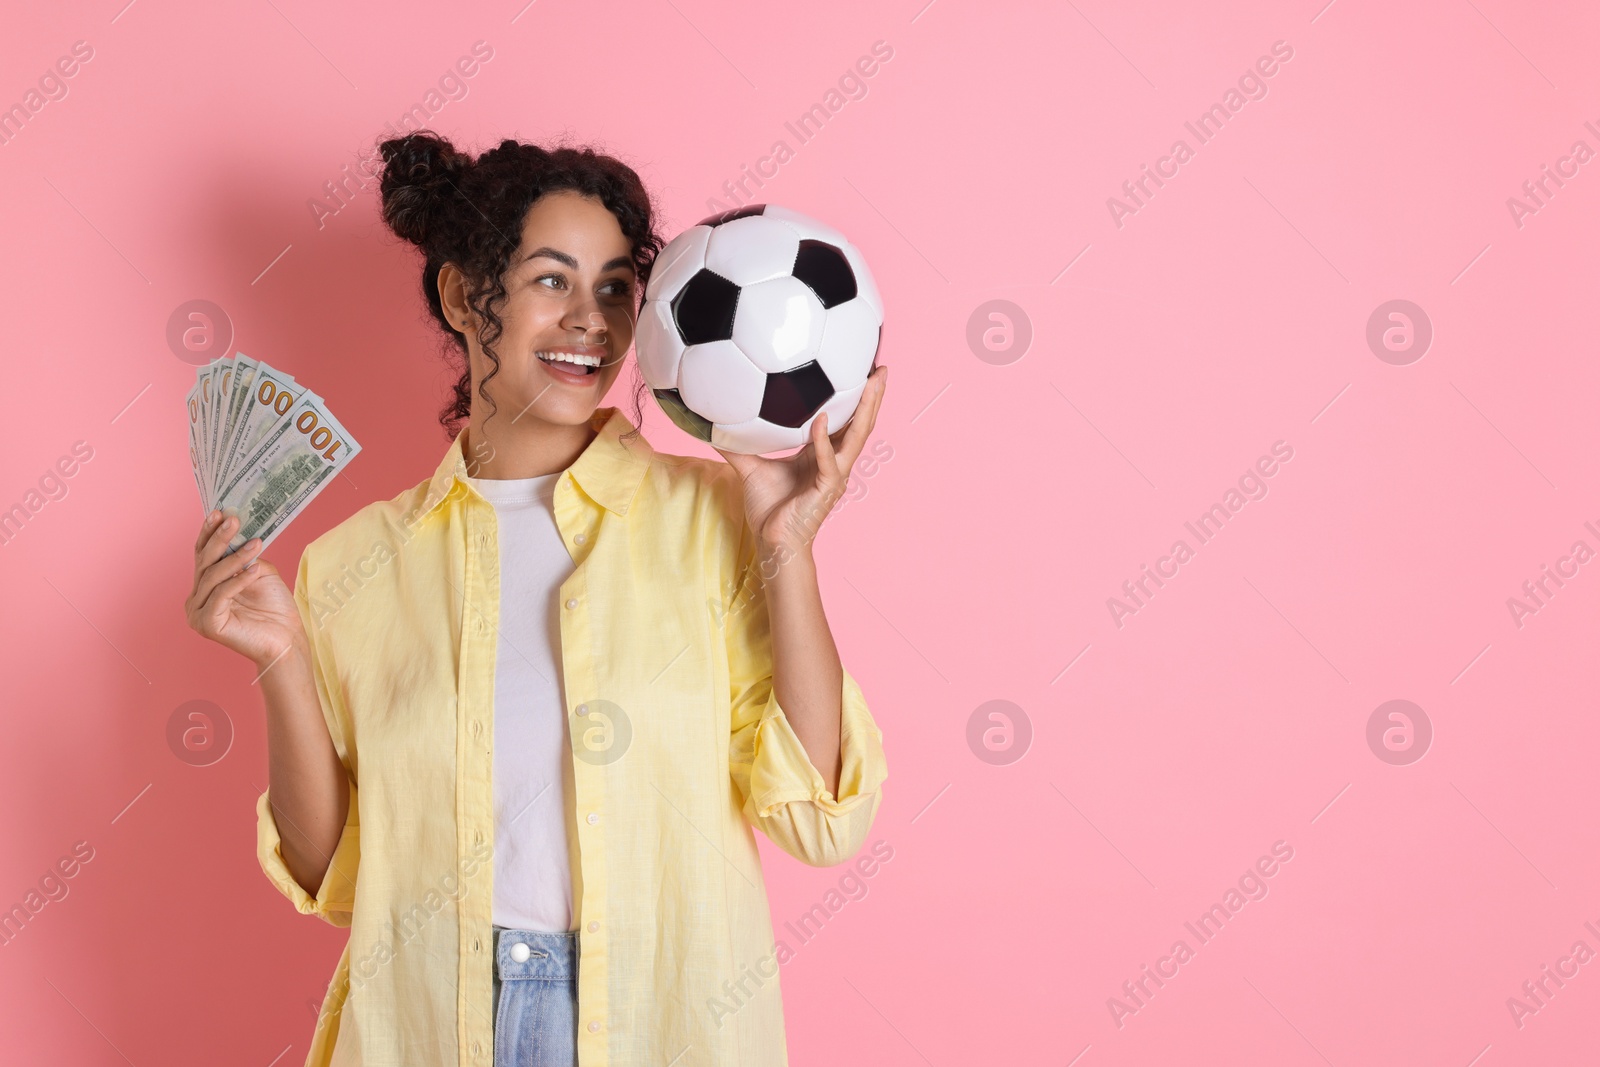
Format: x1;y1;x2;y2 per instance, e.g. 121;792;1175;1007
537;350;602;368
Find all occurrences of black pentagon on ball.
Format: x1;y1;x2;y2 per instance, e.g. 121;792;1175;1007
653;388;714;442
760;361;836;429
791;240;857;309
696;204;767;227
671;269;740;345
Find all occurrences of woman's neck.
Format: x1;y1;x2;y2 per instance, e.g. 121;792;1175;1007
460;414;599;480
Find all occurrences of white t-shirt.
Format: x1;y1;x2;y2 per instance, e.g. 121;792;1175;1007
466;471;578;932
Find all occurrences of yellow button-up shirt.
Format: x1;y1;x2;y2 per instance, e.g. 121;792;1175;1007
253;406;888;1066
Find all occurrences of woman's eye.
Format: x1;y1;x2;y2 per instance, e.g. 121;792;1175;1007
536;273;566;290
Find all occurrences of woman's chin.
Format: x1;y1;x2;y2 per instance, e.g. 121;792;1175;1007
502;391;602;426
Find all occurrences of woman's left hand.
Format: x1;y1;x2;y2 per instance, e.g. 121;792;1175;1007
713;363;888;557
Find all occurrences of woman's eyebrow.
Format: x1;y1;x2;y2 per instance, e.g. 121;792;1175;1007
523;247;635;273
524;246;579;268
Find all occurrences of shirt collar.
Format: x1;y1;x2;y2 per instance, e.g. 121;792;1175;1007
417;406;653;522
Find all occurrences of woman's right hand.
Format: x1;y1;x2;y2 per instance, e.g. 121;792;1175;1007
185;511;308;668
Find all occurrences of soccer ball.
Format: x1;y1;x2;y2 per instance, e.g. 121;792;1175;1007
635;204;883;455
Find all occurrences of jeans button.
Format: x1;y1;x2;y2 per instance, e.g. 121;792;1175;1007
511;942;531;963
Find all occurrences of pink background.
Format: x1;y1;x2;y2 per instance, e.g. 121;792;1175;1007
2;0;1598;1063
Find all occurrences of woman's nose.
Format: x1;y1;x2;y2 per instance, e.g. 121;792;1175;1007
563;308;609;345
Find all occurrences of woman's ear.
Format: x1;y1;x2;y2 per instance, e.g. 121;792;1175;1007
437;262;474;333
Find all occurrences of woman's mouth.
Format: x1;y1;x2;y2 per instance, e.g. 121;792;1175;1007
536;348;604;381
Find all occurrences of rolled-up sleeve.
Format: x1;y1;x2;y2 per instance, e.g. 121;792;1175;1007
255;780;360;926
721;499;888;867
730;666;887;867
253;543;362;926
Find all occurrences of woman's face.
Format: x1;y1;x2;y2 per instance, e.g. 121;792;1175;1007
451;189;638;429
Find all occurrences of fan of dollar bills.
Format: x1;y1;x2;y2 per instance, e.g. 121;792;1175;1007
186;353;361;555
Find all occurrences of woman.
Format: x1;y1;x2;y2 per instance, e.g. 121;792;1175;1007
185;131;889;1067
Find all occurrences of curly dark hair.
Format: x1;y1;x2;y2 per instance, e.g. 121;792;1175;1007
375;128;664;441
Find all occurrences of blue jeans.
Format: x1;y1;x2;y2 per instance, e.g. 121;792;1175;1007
491;925;579;1067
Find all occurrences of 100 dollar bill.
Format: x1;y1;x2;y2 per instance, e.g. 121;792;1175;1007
214;391;361;553
185;379;208;510
217;359;305;495
212;354;258;496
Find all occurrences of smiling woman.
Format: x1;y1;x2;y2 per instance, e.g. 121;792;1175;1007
378;133;662;455
191;127;890;1067
499;239;635;380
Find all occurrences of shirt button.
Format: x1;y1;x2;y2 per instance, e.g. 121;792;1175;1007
574;533;586;544
511;942;532;963
565;597;579;610
588;921;599;933
588;1021;600;1033
587;813;599;825
576;704;588;717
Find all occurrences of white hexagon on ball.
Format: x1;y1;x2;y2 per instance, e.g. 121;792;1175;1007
814;298;880;393
678;340;767;425
711;415;806;455
730;276;825;374
704;216;800;287
634;298;684;388
763;204;850;248
645;226;712;303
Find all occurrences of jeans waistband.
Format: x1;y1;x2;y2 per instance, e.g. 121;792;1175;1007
493;925;579;981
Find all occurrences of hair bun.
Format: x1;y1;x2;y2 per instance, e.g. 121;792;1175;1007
377;130;471;248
